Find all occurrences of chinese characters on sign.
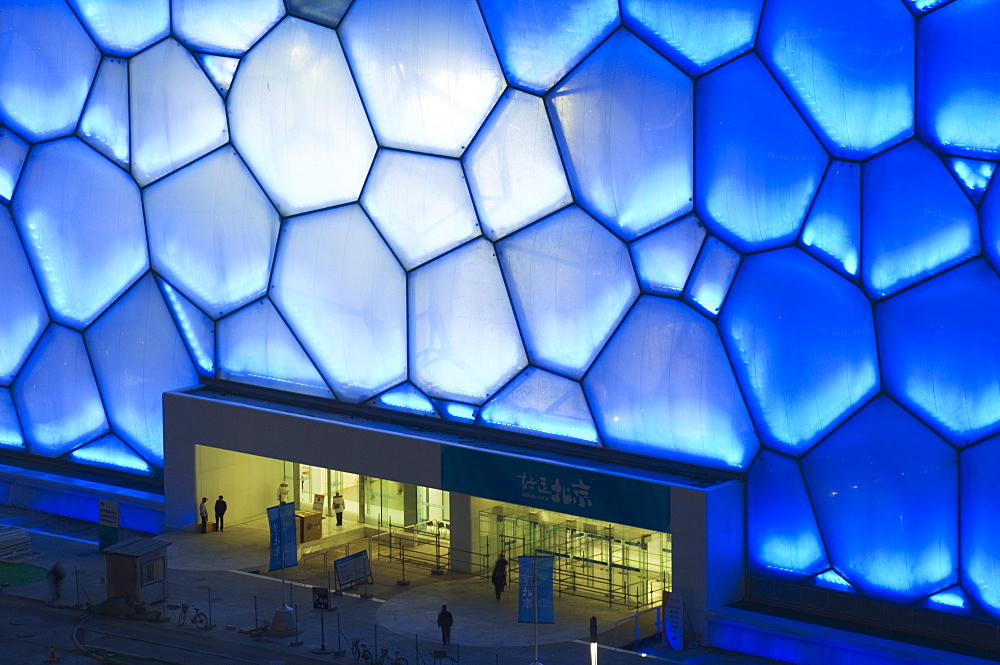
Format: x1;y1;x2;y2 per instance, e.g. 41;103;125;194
516;472;593;510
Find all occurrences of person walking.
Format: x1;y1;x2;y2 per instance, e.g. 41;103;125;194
214;495;228;532
199;497;208;533
332;492;345;526
437;604;453;645
48;562;65;602
491;554;507;601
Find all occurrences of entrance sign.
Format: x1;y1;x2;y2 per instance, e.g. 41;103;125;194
664;592;684;649
518;555;554;624
98;499;120;550
267;502;298;571
334;550;373;590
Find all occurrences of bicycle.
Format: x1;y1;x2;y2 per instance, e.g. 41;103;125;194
372;646;408;665
166;602;209;629
351;638;372;662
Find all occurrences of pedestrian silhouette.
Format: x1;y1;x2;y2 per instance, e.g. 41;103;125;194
48;562;65;602
491;554;507;601
437;604;453;645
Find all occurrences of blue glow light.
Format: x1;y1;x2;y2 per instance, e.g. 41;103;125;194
480;367;599;444
0;205;47;384
158;279;215;376
0;388;24;449
439;401;478;423
0;127;29;202
78;58;130;167
683;237;740;318
924;588;970;613
947;157;995;205
631;214;707;297
800;162;861;280
69;434;155;475
813;569;855;592
961;434;1000;620
372;383;438;417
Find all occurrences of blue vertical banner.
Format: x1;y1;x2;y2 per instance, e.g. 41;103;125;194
267;502;298;571
518;555;555;624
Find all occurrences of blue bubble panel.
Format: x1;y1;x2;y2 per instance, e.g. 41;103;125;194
85;275;198;467
12;138;148;329
922;588;971;615
720;249;879;453
812;570;856;593
464;89;573;241
68;434;155;475
67;0;169;56
622;0;762;75
585;296;758;470
370;383;437;417
0;0;100;141
979;170;1000;273
410;238;527;404
157;279;215;376
549;30;693;240
682;237;740;318
696;55;828;251
438;401;478;423
748;451;828;580
480;367;599;444
631;214;707;297
498;206;638;379
363;150;481;270
961;434;1000;620
197;54;240;98
862;140;979;299
144;146;280;318
948;157;995;206
286;0;353;28
0;206;47;385
79;58;130;167
340;0;505;157
802;397;957;601
759;0;913;159
229;18;376;216
800;162;862;281
130;39;229;186
217;298;333;399
479;0;618;94
12;326;108;457
0;388;24;449
876;260;1000;446
0;127;29;202
172;0;283;56
270;205;407;403
918;0;1000;158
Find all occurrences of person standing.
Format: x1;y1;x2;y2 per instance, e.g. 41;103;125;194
48;562;65;602
491;554;507;601
199;497;208;534
277;483;289;504
436;604;453;645
214;495;228;532
332;492;345;526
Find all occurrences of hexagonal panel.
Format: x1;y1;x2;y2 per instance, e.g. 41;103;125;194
370;383;437;418
0;388;24;450
270;205;407;403
584;295;758;470
144;146;280;318
157;279;215;376
630;214;707;297
497;206;638;379
961;433;1000;621
876;259;1000;446
696;54;828;251
79;57;130;167
802;397;957;602
229;17;376;216
285;0;352;28
682;237;740;318
339;0;505;157
800;162;862;282
720;248;879;454
172;0;283;56
410;238;527;404
11;138;148;329
0;126;29;202
549;29;693;240
0;205;47;385
66;0;169;56
68;433;154;475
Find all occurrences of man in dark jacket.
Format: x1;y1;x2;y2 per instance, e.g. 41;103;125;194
214;495;228;532
437;604;453;644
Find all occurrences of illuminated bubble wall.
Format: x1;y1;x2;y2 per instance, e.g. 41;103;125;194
1;0;999;622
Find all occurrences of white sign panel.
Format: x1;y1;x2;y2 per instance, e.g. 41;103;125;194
99;500;119;527
664;592;684;649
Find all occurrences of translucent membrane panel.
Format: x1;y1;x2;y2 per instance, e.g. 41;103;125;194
631;214;707;296
144;146;279;318
0;388;24;449
217;298;332;399
85;275;198;467
498;206;638;379
720;249;879;454
172;0;283;56
584;296;758;470
12;138;148;329
339;0;505;157
949;157;996;206
68;433;154;475
79;58;130;167
371;383;437;417
439;401;477;423
410;239;527;403
479;0;618;94
696;55;828;252
904;0;955;12
923;588;970;614
982;175;1000;273
12;325;108;457
862;141;979;299
270;205;407;403
621;0;762;75
759;0;913;159
802;397;958;601
549;30;693;241
0;207;47;385
464;89;572;241
813;570;855;593
362;150;481;270
683;237;740;318
158;279;214;376
961;435;1000;619
918;0;1000;157
286;0;353;28
480;368;599;444
197;54;239;98
747;451;828;580
800;162;861;281
876;260;1000;445
67;0;169;56
129;38;229;187
0;128;29;202
0;0;100;141
229;18;376;217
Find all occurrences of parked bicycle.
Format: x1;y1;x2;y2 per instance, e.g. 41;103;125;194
372;646;408;665
351;639;407;665
166;602;209;629
351;638;372;662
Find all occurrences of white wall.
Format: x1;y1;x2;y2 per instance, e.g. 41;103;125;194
194;446;285;526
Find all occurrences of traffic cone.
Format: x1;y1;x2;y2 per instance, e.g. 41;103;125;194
46;646;57;663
